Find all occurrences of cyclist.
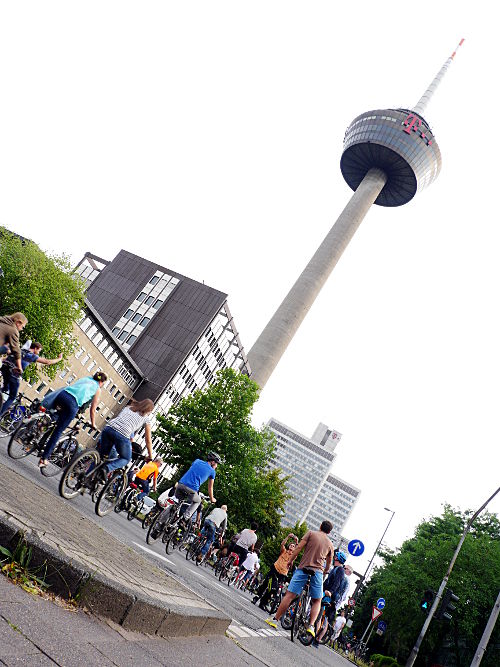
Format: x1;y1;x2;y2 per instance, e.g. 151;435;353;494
233;522;258;564
96;398;154;475
238;547;260;586
174;452;220;523
253;533;298;609
265;520;335;637
0;342;62;418
134;457;163;501
38;371;107;468
312;551;349;647
0;313;28;374
198;504;228;560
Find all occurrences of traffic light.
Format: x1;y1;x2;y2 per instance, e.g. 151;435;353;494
420;589;435;614
437;589;459;621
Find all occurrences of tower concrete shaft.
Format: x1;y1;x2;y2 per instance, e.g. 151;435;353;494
247;167;386;390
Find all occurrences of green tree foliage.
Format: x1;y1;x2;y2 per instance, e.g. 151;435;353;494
352;505;500;666
154;368;290;538
0;228;85;378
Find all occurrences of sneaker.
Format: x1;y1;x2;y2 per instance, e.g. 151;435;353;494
265;618;278;629
306;625;315;637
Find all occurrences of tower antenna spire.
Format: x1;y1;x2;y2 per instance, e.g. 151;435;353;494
413;38;464;116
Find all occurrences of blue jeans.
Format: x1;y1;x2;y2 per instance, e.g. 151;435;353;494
136;477;150;501
0;345;10;355
42;391;79;460
0;368;20;417
200;519;217;555
97;426;132;473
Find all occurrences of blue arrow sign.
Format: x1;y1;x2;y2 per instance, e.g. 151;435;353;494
347;539;365;556
377;598;386;610
378;620;387;632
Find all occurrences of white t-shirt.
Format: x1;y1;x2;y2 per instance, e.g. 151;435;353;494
242;552;259;572
333;615;346;636
108;406;151;439
236;529;257;550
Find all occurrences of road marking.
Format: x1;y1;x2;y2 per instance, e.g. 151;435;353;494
241;626;260;636
227;624;249;637
133;542;175;565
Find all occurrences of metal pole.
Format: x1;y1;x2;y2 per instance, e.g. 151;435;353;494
406;486;500;667
470;590;500;667
360;618;373;643
360;509;395;589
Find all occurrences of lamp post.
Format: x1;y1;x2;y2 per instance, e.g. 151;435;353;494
353;507;395;600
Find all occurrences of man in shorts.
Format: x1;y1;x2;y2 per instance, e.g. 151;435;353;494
265;520;335;638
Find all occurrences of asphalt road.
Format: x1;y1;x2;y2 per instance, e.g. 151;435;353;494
0;432;353;667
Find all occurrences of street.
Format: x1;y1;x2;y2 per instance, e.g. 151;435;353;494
0;433;353;667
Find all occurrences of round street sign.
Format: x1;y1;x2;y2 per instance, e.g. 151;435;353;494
348;597;356;607
377;597;386;610
347;539;365;557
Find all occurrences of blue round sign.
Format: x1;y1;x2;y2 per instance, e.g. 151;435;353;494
376;598;386;610
347;539;365;557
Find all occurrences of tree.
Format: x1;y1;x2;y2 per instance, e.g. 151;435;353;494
352;505;500;666
0;227;85;378
154;368;290;537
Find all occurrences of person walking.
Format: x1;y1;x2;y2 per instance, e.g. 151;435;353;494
265;520;335;638
38;371;107;468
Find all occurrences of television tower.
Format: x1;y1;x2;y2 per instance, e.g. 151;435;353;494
247;40;464;390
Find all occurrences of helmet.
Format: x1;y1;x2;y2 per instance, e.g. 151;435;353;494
335;550;347;565
207;451;221;463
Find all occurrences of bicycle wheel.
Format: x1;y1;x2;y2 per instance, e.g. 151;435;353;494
127;494;140;521
7;419;43;459
95;471;127;516
59;450;100;499
41;436;77;477
142;506;159;529
146;512;165;544
280;599;296;630
165;524;181;554
0;405;27;433
291;593;307;642
318;622;333;646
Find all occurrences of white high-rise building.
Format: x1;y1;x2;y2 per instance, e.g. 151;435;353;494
267;419;360;548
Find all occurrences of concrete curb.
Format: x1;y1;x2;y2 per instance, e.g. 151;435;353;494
0;514;230;637
0;463;230;638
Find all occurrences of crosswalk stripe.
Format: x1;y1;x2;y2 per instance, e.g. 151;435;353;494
241;626;260;636
227;624;249;637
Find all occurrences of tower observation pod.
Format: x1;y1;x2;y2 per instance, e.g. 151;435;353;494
247;40;464;390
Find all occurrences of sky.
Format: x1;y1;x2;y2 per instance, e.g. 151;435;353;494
1;2;499;584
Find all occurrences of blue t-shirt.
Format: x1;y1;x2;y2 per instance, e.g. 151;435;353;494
179;459;216;492
5;349;39;372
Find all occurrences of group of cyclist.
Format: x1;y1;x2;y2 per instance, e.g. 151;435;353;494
2;315;353;650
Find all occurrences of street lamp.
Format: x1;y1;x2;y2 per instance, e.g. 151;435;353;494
353;507;395;599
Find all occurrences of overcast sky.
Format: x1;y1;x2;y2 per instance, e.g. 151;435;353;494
1;2;498;582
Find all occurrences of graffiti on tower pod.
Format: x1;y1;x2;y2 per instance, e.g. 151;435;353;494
402;113;433;146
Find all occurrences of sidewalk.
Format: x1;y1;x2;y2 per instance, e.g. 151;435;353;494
0;575;265;666
0;462;229;638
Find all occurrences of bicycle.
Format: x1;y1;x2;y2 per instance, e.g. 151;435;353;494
300;593;334;647
59;449;147;517
218;552;240;584
126;483;150;522
7;408;85;477
141;502;162;529
0;393;37;434
290;570;316;644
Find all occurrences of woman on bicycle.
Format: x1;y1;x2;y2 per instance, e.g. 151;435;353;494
97;398;154;474
38;371;107;468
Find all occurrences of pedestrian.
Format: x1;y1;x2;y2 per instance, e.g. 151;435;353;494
332;609;347;644
265;520;335;638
